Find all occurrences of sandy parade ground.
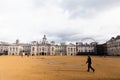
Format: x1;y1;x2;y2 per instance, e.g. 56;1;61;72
0;56;120;80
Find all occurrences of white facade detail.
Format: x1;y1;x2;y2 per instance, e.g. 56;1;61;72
0;35;97;56
107;35;120;56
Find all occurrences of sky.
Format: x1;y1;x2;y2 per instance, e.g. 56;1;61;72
0;0;120;44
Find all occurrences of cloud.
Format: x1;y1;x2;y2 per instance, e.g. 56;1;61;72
60;0;120;18
0;0;120;44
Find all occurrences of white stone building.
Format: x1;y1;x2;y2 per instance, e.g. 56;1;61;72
7;40;30;55
76;42;97;55
107;35;120;56
8;44;23;55
0;42;9;55
30;35;96;56
30;35;77;56
66;43;76;56
30;35;55;56
0;35;97;56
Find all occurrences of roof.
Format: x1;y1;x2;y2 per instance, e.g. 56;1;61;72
115;35;120;40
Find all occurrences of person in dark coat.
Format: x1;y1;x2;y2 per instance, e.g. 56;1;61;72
86;56;95;72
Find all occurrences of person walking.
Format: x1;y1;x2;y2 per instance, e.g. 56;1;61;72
27;53;29;57
86;56;95;72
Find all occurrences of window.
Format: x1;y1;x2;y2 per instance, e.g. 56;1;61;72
16;48;18;51
71;48;73;52
74;48;75;52
13;47;15;51
85;49;87;52
52;47;54;51
68;48;70;52
10;47;12;51
42;47;44;52
32;47;35;51
40;48;41;51
81;50;83;52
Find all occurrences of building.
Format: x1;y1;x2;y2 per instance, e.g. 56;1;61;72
30;35;55;56
107;35;120;56
76;42;97;55
30;35;97;56
0;42;9;55
8;39;31;56
66;43;76;56
1;35;120;56
0;35;97;56
96;43;107;55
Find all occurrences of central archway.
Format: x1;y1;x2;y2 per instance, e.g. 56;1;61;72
41;52;46;56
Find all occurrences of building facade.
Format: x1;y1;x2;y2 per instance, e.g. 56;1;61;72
107;35;120;56
30;35;56;56
96;43;107;55
0;42;9;55
0;35;97;56
30;35;96;56
7;40;31;56
76;42;97;55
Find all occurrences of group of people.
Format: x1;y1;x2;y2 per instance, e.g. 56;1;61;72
20;52;30;57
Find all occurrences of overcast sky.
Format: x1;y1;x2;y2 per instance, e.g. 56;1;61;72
0;0;120;44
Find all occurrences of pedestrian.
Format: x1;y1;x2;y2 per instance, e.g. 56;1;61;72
21;53;23;57
27;53;29;57
86;56;95;72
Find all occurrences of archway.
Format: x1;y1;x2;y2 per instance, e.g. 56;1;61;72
41;52;46;56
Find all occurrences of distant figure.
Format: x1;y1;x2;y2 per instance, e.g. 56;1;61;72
21;52;25;58
27;53;29;57
86;56;95;72
21;53;23;57
22;52;25;56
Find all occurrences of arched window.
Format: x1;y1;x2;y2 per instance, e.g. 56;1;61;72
40;48;41;51
52;47;54;51
68;48;70;52
42;47;44;52
71;48;72;52
16;47;18;51
32;47;35;51
13;47;15;51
